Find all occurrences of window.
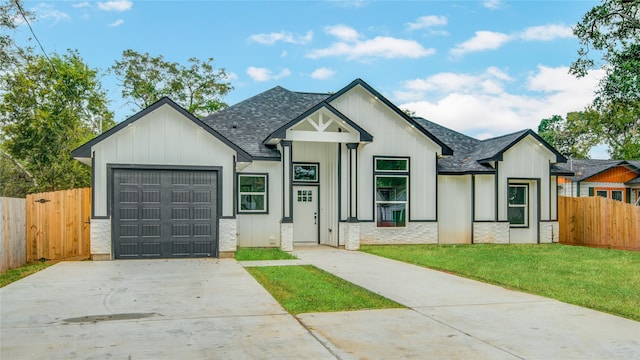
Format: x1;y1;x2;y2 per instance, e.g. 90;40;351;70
293;163;318;182
374;157;409;228
508;184;528;227
611;190;623;202
596;190;608;198
375;158;408;172
238;174;267;213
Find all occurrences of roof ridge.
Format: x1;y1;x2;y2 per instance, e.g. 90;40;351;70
479;129;529;142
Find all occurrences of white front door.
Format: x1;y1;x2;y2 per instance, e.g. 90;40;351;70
293;186;318;243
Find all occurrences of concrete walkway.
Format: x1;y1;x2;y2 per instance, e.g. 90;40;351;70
293;246;640;360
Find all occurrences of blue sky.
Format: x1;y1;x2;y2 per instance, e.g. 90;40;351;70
15;0;608;157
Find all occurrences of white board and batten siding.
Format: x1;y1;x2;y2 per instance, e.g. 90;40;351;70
236;161;282;247
92;104;236;217
330;85;440;221
438;175;472;244
330;85;440;244
474;174;496;221
499;136;556;243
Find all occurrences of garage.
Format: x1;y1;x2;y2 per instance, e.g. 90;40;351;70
112;168;219;259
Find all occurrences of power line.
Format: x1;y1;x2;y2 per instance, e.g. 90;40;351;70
12;0;105;133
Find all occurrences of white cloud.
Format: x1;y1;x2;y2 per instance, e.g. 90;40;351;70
224;72;238;81
395;66;512;102
246;67;291;82
72;2;90;8
397;66;605;137
33;4;70;24
324;25;360;42
109;19;124;27
520;24;574;41
97;0;133;12
483;0;503;9
450;31;511;56
249;31;313;45
311;67;335;80
334;0;368;8
406;16;447;30
307;25;435;61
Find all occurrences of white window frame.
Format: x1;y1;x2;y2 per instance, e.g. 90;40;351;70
508;184;528;228
238;174;268;214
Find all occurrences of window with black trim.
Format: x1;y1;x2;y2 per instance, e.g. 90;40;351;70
238;174;267;213
375;157;409;228
508;184;528;227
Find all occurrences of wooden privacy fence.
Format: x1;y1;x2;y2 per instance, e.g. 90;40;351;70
26;188;91;262
559;196;640;250
1;197;27;272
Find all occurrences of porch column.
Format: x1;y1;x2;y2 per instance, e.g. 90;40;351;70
280;140;294;251
344;143;360;250
347;143;358;222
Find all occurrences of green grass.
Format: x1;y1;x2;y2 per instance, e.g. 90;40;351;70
360;244;640;321
235;247;297;261
246;265;403;314
1;261;54;288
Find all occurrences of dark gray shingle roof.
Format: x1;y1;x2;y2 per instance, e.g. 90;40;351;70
201;86;330;159
413;117;557;174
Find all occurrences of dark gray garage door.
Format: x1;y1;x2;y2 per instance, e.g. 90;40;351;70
112;169;218;259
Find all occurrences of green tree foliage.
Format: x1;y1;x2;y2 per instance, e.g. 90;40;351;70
0;0;33;69
537;112;601;159
598;101;640;159
570;0;639;83
110;49;233;117
0;50;114;196
569;0;639;160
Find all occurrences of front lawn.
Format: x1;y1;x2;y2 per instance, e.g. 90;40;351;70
246;265;403;314
235;247;297;261
360;244;640;321
1;261;54;288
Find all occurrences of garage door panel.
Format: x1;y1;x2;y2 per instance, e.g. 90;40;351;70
113;169;218;259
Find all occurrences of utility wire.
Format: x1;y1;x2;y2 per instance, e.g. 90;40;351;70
12;0;106;134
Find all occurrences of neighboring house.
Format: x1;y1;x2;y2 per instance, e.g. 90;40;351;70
72;79;569;260
556;159;640;204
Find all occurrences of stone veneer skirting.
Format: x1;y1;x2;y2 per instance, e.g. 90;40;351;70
539;221;559;243
338;222;361;250
90;218;112;260
359;222;438;245
219;218;237;252
473;222;510;244
280;223;294;251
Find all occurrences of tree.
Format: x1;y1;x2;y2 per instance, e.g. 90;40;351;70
110;49;233;117
597;101;640;159
0;50;115;195
570;0;640;159
537;112;601;159
1;0;33;70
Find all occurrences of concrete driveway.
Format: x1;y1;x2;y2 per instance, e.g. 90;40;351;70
2;250;639;359
0;259;334;360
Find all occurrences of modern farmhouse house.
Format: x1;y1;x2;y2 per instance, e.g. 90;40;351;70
73;79;570;260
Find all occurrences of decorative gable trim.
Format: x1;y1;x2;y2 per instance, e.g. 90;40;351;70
263;101;373;144
72;97;253;162
478;129;567;163
326;78;454;155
